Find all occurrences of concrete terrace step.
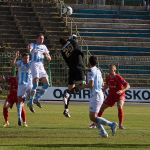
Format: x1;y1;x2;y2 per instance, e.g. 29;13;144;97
39;17;63;22
72;13;150;20
18;25;41;30
20;30;43;35
0;34;22;39
82;36;150;42
39;20;64;24
70;4;147;11
100;64;150;74
15;16;39;21
12;11;36;16
2;2;32;7
0;15;14;20
120;74;150;79
11;6;33;12
0;38;24;43
37;12;59;18
81;41;150;47
86;45;150;52
4;43;26;48
103;69;150;75
46;31;68;36
33;7;58;12
73;18;150;24
0;25;18;30
31;2;56;7
0;29;20;34
91;50;150;56
18;21;41;26
0;20;16;25
0;10;11;15
73;9;149;15
73;22;150;29
44;26;67;31
77;28;150;33
97;55;150;65
85;45;150;56
42;22;65;27
80;32;150;38
101;64;150;69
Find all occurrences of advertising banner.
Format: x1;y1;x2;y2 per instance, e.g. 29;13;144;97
41;87;150;103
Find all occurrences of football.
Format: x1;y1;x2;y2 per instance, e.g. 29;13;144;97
62;6;73;16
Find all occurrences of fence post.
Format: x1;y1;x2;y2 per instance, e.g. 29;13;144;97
12;66;16;76
48;63;52;86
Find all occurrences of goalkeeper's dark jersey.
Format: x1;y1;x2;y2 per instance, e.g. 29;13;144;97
61;39;85;70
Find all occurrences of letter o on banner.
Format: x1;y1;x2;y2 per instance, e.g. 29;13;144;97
142;90;150;100
53;89;62;99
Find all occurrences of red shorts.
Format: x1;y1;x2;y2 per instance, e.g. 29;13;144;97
104;94;125;107
6;93;18;108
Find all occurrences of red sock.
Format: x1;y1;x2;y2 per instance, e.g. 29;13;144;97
118;108;124;127
3;107;8;122
21;106;26;122
98;111;103;117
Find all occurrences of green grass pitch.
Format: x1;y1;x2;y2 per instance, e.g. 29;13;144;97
0;102;150;150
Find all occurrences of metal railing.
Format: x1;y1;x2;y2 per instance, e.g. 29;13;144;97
63;0;146;6
0;0;53;3
56;0;91;65
0;0;147;6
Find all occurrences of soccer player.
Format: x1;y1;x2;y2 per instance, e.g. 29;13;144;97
1;76;27;127
12;51;32;126
27;33;51;113
59;34;86;117
98;64;130;129
86;56;118;138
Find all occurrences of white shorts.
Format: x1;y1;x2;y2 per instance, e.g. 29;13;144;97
89;91;104;113
17;84;32;97
31;62;48;79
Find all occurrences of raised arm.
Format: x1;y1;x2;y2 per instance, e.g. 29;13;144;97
27;43;32;53
11;51;20;66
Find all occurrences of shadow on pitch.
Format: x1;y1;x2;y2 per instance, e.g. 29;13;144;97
1;143;150;148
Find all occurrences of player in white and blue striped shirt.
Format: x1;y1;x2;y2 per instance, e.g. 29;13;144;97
12;51;32;126
27;33;51;113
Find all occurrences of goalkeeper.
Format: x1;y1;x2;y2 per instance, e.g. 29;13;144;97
59;35;86;118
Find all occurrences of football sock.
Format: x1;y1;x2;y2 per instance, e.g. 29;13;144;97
3;107;8;122
34;83;48;102
63;90;71;109
29;82;38;105
96;117;112;127
29;89;36;105
97;123;107;133
118;108;124;127
17;103;22;121
21;106;26;123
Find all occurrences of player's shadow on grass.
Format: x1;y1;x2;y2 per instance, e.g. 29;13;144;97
26;143;150;148
1;143;150;148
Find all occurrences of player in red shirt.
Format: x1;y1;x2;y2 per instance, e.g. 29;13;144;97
98;64;130;129
1;76;27;127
